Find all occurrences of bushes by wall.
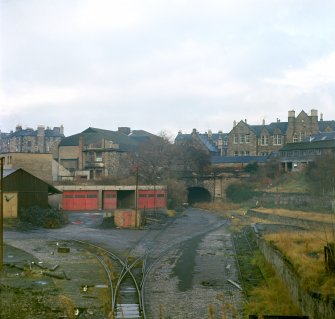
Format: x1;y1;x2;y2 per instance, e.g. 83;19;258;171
20;206;67;228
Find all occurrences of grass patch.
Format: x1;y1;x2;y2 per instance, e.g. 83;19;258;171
245;252;302;317
255;207;335;224
263;171;309;193
264;231;335;295
166;209;176;217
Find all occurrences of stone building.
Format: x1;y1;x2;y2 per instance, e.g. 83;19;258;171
0;124;65;158
176;109;335;159
2;152;54;182
58;127;155;180
228;109;335;156
175;128;229;156
279;131;335;171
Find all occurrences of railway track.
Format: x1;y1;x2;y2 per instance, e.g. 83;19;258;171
65;209;228;318
232;226;266;294
70;239;144;318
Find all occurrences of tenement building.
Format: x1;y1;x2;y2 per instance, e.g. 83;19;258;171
176;109;335;157
0;124;65;158
58;127;155;180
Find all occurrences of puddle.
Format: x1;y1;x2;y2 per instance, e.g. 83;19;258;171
173;234;204;292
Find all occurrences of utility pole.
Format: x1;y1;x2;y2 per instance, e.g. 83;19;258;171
0;157;5;272
135;165;139;228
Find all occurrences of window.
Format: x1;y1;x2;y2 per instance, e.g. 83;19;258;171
239;134;245;144
157;194;165;198
87;194;97;198
233;134;238;144
96;152;103;162
293;134;298;143
139;194;147;198
240;151;245;156
261;135;269;145
273;135;282;145
300;132;305;141
245;151;250;155
234;151;238;156
245;134;250;143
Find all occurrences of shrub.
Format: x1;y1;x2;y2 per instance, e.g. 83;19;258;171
20;206;67;228
226;183;255;203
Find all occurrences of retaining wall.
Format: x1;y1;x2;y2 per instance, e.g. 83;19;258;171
253;192;334;211
247;209;332;230
254;230;335;319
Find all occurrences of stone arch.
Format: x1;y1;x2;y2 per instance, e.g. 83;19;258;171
187;186;211;204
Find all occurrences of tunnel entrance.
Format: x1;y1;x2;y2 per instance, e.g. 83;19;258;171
187;187;211;204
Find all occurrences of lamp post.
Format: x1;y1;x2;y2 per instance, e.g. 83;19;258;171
0;157;5;272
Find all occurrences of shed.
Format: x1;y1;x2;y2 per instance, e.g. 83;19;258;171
1;168;61;218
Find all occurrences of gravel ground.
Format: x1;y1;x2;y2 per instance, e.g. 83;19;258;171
2;209;246;319
145;225;245;319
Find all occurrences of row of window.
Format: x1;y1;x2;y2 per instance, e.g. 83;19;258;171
139;194;165;198
233;151;269;156
280;149;322;157
64;194;98;198
234;134;283;146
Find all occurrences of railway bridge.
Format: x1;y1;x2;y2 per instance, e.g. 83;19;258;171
181;174;225;204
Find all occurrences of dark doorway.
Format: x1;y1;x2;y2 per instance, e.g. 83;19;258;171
117;190;135;209
187;187;211;204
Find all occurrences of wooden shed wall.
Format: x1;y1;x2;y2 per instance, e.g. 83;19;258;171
3;170;50;214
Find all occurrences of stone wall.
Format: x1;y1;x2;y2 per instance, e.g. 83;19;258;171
252;192;334;211
254;230;335;319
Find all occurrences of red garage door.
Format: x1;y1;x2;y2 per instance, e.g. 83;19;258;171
103;190;117;210
138;190;166;209
62;191;99;211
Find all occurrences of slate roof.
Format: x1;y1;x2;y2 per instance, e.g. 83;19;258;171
305;131;335;142
211;155;268;164
9;128;64;138
318;120;335;132
197;134;218;153
175;132;220;154
59;127;150;151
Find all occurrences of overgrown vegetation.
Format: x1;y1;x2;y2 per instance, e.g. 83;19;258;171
226;183;256;203
264;231;335;296
306;153;335;196
245;252;302;317
20;206;67;228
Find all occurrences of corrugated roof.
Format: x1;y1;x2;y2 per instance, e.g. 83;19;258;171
1;168;61;194
280;139;335;151
2;168;19;178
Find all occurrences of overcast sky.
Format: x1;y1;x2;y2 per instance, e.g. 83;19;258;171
1;0;335;137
